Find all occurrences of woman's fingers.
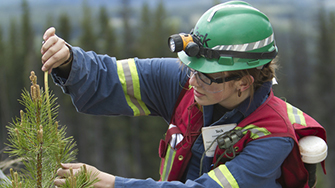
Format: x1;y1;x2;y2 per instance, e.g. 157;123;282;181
40;27;70;72
43;27;56;41
54;177;66;187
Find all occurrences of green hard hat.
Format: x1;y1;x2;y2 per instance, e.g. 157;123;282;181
178;1;278;73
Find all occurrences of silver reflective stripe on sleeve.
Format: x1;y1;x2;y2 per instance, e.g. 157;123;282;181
117;59;150;116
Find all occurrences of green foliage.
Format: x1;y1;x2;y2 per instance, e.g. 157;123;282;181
151;0;170;57
21;0;33;56
134;2;153;58
79;2;97;52
98;7;118;57
3;72;78;188
311;8;335;186
58;13;72;42
119;0;136;58
134;1;178;58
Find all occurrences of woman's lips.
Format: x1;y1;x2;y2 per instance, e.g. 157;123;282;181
194;89;205;98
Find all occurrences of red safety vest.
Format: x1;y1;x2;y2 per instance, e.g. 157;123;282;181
158;86;327;188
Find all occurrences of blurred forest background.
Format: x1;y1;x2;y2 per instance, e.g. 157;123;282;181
0;0;334;187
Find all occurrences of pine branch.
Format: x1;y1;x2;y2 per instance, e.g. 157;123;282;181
3;71;101;187
4;71;78;187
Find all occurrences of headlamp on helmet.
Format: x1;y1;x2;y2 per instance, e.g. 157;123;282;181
168;31;277;61
168;33;200;57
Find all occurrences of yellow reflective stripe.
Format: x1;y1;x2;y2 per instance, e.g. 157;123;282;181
116;59;150;116
161;145;176;181
236;125;271;139
286;102;307;126
208;165;239;188
128;59;141;100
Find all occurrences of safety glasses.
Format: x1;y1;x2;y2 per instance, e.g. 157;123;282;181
187;69;241;93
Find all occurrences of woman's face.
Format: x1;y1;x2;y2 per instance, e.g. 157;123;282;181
189;71;241;109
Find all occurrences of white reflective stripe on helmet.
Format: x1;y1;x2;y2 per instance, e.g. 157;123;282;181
207;4;260;22
212;33;274;52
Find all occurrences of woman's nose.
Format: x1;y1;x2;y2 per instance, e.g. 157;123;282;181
189;74;199;87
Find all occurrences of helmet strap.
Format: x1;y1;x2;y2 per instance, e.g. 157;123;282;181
190;31;278;60
199;46;278;60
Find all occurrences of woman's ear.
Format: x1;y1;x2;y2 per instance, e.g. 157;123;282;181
238;75;254;92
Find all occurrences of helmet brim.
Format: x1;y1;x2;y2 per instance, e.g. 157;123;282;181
178;51;274;73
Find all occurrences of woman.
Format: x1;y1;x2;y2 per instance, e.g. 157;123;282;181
41;1;326;188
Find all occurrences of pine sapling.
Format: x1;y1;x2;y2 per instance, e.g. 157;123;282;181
2;71;99;188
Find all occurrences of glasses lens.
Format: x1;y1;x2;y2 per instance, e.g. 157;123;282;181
187;69;194;78
197;72;212;85
197;79;224;93
187;69;224;93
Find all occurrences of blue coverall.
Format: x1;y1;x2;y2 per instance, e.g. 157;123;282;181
52;46;293;188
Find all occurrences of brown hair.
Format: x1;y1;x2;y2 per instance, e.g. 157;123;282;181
226;57;279;98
